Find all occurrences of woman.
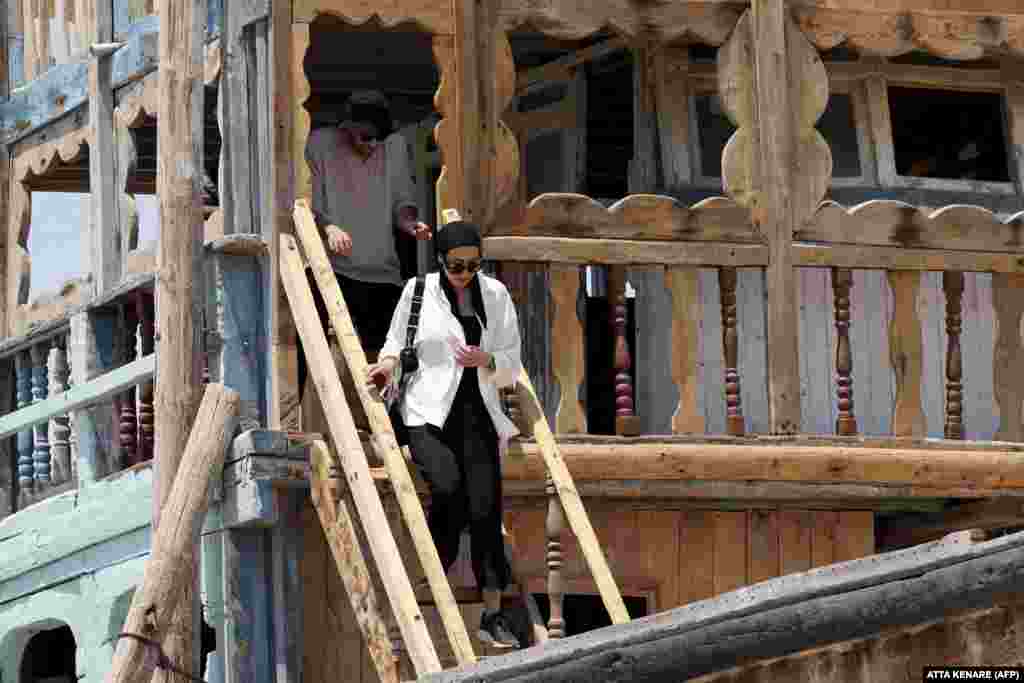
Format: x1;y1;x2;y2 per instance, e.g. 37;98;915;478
367;221;523;649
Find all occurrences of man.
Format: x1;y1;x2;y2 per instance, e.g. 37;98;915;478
298;90;432;408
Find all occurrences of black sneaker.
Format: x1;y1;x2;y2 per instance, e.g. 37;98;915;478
478;610;521;649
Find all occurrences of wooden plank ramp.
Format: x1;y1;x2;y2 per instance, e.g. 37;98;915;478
284;200;630;678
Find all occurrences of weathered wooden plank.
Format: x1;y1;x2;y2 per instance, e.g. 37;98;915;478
794;243;1024;273
961;273;998;440
495;193;758;243
779;510;812;576
668;267;703;433
291;22;310;202
419;528;1024;683
747;509;780;584
699;269;726;434
502;440;1024;492
918;271;946;438
653;46;692;192
0;16;158;143
1007;75;1024;196
992;273;1024;442
835;511;874;562
811;510;838;568
0;352;153;440
864;70;897;186
550;264;586;433
220;0;254;235
736;269;769;434
713;511;748;595
888;271;926;437
309;439;398;683
279;231;442;675
679;510;715;605
484;236;768;267
796;268;836;434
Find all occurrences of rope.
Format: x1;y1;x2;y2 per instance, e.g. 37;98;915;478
115;632;205;682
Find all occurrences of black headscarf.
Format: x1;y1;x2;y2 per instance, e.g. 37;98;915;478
435;221;487;329
348;102;393;140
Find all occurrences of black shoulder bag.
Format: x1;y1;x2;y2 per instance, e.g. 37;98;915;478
388;276;425;446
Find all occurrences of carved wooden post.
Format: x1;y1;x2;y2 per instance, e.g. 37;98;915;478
119;303;138;467
833;268;857;435
613;293;640;436
944;271;965;439
30;343;50;487
48;338;71;485
15;351;34;495
135;291;155;461
546;475;567;639
719;267;744;436
501;386;521;430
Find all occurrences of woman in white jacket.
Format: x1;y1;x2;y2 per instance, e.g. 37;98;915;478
366;221;523;649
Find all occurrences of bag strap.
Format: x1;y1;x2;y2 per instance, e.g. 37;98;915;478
404;276;426;350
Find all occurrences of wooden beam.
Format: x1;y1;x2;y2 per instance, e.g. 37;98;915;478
484;236;769;266
502;439;1024;492
753;0;801;435
516;368;630;624
790;0;1024;18
309;439;398;683
419;530;1024;683
278;231;442;676
106;384;240;683
515;37;628;93
88;0;121;296
153;0;206;677
0;353;154;440
291;201;475;666
220;0;254;235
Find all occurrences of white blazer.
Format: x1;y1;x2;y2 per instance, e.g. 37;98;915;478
379;272;522;441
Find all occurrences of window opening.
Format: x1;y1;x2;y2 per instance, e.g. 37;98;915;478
584;49;633;199
889;86;1010;182
20;625;76;683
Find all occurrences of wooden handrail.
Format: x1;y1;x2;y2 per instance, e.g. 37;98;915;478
289;201;476;667
0;353;155;441
279;230;443;675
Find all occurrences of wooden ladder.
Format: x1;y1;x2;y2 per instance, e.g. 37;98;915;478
280;200;630;681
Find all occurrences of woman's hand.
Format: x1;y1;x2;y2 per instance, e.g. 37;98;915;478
454;343;492;369
367;357;398;390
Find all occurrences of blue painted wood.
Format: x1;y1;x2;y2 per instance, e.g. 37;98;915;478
0;18;158;144
215;255;268;430
223;528;274;682
15;356;32;491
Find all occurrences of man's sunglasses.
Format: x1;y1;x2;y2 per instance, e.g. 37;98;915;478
444;259;482;275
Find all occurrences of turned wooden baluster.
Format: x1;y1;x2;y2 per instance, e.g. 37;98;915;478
545;474;567;638
15;351;34;494
719;267;744;436
944;271;965;439
613;293;640;436
119;303;138;467
501;386;521;429
29;343;51;487
48;338;71;485
833;268;858;435
135;291;155;461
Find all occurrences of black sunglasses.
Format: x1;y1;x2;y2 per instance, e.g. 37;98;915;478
444;259;482;275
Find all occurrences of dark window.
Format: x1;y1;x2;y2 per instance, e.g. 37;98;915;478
819;93;861;178
526;131;566;197
889;86;1010;182
689;44;718;63
585;50;633;198
519;83;569;113
20;625;76;682
531;593;649;637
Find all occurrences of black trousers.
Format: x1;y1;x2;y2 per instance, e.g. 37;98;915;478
408;380;511;592
296;268;402;402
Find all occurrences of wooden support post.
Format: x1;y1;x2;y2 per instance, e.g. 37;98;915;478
220;0;254;235
290;204;471;668
278;231;443;676
105;384;240;683
752;0;801;435
1005;64;1024;195
309;440;399;683
47;338;71;485
833;268;857;436
545;473;566;639
993;273;1024;442
88;0;121;295
944;271;965;440
153;0;207;675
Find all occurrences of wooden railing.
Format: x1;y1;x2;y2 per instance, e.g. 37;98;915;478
488;193;1024;442
0;284;157;511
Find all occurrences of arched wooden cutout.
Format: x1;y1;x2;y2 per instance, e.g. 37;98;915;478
719;10;832;224
294;1;454;35
293;23;313;202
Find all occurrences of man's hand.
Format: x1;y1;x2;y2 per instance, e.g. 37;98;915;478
398;207;433;241
324;225;353;256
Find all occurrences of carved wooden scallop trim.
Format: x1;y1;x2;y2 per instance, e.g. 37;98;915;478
793;8;1024;60
803;200;1024;254
293;23;313;202
496;192;760;243
499;2;741;45
293;1;454;34
114;75;159;129
14;128;89;185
